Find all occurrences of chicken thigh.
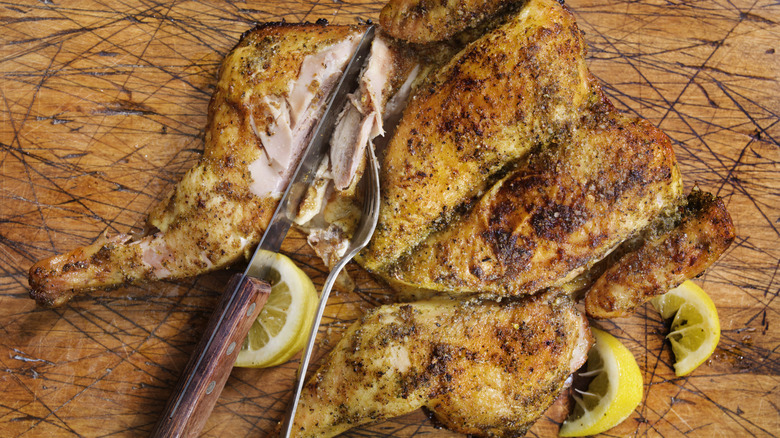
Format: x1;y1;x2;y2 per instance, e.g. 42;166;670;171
290;291;591;437
29;22;367;306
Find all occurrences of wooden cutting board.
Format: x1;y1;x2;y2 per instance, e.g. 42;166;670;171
1;0;778;436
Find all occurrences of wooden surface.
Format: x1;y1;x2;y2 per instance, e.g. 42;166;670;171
151;274;269;438
1;0;778;436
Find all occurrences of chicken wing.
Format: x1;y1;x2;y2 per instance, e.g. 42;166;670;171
29;22;366;306
290;291;591;437
585;187;735;319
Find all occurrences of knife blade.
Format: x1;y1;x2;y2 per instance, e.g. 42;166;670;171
246;23;375;277
150;24;376;438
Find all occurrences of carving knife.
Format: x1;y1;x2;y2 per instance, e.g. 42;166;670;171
150;25;376;438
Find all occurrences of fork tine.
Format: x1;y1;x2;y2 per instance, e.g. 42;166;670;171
357;142;381;245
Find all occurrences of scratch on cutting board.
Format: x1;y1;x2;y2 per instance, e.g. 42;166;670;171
10;348;54;365
668;405;692;431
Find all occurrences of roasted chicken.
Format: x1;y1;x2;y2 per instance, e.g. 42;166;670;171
28;0;733;320
26;0;736;436
358;0;733;310
28;23;370;306
290;291;591;437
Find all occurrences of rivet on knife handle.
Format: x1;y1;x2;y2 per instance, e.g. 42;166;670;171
151;273;270;438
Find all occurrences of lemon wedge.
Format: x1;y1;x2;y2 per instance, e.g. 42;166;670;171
559;327;643;437
235;251;318;368
650;280;720;376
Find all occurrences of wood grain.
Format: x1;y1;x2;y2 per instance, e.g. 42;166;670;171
0;0;778;437
151;274;269;438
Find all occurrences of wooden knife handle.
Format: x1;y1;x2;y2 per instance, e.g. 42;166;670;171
151;273;270;438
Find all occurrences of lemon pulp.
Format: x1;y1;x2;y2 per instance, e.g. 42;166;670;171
650;280;720;376
234;251;317;368
559;327;643;437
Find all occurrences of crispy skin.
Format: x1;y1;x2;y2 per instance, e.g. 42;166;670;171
359;0;595;273
291;291;591;437
360;0;683;297
380;0;524;43
585;188;736;319
385;100;682;297
28;23;364;307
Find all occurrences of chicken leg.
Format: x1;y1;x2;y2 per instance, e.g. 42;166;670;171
29;22;366;306
290;290;591;437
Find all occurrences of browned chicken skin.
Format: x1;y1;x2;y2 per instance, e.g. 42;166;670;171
291;291;591;437
380;96;684;298
360;0;690;300
360;0;597;273
380;0;525;43
585;188;736;319
29;23;366;306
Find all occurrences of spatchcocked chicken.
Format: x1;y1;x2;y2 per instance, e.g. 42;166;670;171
28;0;735;436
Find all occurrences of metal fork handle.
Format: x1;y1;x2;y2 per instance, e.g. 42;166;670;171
280;145;380;437
279;250;352;437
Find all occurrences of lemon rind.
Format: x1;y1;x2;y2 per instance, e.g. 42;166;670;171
559;328;643;437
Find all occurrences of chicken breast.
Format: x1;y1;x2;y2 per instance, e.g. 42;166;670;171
291;291;591;437
359;0;684;299
329;35;418;191
358;0;596;274
382;94;683;298
380;0;525;43
29;22;366;306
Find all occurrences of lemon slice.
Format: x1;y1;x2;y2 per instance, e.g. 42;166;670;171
650;280;720;376
234;251;318;368
559;328;643;437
